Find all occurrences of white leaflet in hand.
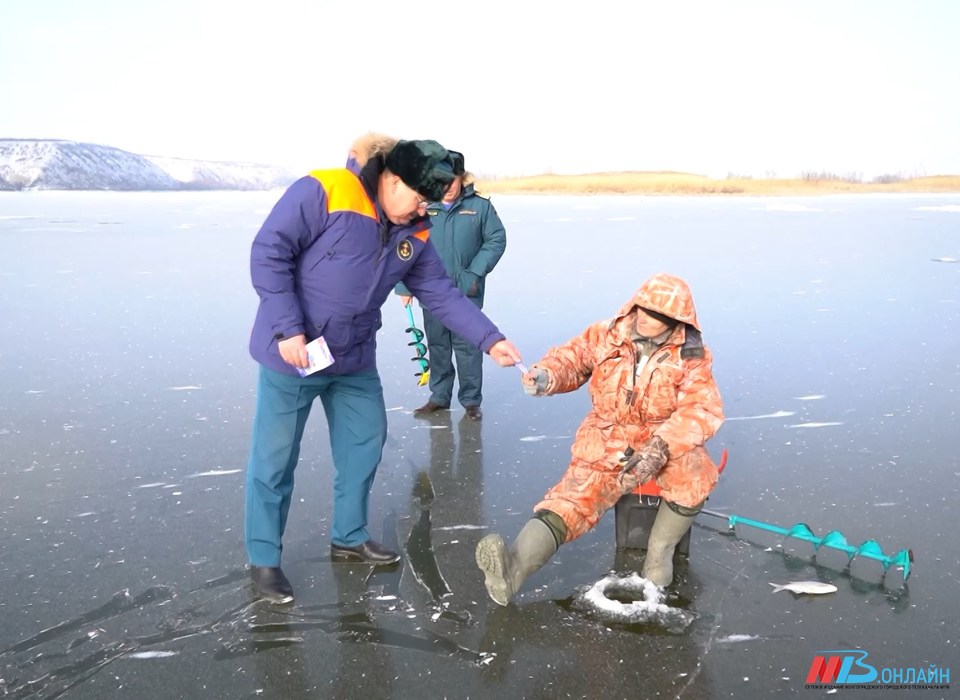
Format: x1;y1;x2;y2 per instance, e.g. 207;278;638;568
297;336;335;377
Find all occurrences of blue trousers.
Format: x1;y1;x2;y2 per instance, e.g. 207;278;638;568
244;366;387;567
422;308;483;408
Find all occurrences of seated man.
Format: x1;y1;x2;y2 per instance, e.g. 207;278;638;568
475;273;724;605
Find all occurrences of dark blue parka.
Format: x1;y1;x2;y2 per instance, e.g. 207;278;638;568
249;158;505;377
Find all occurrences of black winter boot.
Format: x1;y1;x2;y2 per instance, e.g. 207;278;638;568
250;565;295;604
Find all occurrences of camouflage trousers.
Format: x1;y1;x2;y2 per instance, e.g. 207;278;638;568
534;446;720;542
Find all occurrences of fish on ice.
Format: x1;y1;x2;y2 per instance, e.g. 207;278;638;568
769;580;838;595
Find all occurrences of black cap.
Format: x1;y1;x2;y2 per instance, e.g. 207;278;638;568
638;306;678;327
448;150;465;175
385;140;456;202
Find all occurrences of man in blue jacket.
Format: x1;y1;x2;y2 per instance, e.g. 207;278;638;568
397;151;507;420
246;135;523;603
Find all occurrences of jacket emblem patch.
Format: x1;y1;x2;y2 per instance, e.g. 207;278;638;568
397;239;414;261
458;209;477;215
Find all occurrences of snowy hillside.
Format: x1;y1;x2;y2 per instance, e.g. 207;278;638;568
143;155;297;191
0;140;298;191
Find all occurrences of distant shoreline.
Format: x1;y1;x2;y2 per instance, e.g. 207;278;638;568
474;172;960;196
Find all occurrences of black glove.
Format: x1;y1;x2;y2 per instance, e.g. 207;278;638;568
617;435;670;492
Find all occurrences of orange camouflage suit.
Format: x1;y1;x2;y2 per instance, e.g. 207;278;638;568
532;273;724;542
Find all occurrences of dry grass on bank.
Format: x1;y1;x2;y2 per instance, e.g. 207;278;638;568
474;172;960;196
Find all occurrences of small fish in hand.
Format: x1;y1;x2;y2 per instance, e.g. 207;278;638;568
769;580;838;595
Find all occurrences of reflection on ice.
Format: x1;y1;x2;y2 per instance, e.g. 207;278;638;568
725;410;795;421
572;573;696;632
716;634;762;644
435;525;486;531
519;435;572;442
0;563;490;698
125;650;180;659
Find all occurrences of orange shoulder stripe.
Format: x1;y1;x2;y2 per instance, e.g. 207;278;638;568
412;229;430;242
309;169;377;220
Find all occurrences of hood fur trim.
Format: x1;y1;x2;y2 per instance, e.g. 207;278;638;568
347;133;398;169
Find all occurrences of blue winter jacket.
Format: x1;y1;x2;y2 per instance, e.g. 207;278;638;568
249;159;505;377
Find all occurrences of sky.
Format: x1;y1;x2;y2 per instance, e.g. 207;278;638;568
1;0;958;178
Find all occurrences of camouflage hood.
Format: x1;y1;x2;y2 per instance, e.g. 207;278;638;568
614;272;701;332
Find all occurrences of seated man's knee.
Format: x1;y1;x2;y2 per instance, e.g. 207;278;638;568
533;509;568;547
665;500;704;518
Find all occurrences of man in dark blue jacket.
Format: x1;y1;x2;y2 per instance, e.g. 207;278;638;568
397;151;507;420
246;135;523;603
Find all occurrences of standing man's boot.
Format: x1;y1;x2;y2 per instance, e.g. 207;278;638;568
250;565;295;604
641;500;700;587
475;511;565;606
414;400;449;417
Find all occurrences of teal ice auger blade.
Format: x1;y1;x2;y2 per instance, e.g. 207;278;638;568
700;509;914;580
404;303;430;387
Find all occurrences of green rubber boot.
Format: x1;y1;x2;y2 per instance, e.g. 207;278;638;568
641;501;698;587
475;518;559;606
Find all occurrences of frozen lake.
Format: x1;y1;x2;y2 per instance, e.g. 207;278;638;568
1;191;957;697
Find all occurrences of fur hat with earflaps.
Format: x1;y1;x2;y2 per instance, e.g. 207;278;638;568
448;150;465;175
385;140;457;202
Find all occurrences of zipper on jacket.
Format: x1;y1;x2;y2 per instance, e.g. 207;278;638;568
627;338;670;406
625;343;640;405
378;216;389;247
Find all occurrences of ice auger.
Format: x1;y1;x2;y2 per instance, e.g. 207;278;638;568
404;303;430;387
700;508;914;581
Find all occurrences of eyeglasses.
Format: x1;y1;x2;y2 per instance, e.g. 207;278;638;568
397;178;429;211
